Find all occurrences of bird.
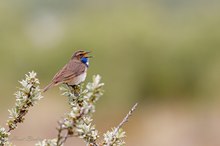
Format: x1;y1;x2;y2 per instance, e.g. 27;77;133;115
43;50;91;92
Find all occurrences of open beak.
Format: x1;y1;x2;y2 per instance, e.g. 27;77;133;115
84;51;93;58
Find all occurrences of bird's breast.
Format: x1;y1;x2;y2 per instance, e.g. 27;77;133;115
69;70;87;85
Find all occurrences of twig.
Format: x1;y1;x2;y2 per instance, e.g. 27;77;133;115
113;103;138;136
56;121;70;146
7;87;34;132
7;72;42;133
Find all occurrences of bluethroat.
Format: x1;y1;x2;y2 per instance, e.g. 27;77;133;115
43;50;91;92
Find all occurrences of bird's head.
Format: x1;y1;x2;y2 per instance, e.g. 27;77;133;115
71;50;92;66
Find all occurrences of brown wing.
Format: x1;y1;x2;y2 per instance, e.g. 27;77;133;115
52;60;86;84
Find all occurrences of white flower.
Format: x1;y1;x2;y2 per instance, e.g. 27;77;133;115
0;127;10;145
8;108;18;120
103;128;126;146
35;139;58;146
68;107;80;119
76;123;98;142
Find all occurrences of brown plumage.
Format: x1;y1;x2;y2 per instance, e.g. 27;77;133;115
43;50;91;92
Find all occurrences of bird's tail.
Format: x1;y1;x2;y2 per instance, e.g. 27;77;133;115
42;82;54;92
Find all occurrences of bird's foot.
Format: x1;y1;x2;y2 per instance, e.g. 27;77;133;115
69;85;80;97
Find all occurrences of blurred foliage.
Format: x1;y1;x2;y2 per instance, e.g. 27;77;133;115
0;0;220;105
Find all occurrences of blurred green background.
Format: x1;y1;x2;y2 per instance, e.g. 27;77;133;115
1;0;220;146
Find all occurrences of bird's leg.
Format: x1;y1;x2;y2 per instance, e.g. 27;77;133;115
70;85;80;97
65;84;76;94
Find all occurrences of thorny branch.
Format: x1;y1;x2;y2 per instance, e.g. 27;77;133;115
113;103;138;137
0;73;138;146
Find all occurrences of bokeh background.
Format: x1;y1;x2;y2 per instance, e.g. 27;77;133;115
1;0;220;146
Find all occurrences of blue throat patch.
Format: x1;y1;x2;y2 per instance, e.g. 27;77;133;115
81;57;89;67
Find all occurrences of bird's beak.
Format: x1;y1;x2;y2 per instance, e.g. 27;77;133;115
84;51;93;58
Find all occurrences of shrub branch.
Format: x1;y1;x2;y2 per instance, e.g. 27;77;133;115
0;72;138;146
0;71;43;146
